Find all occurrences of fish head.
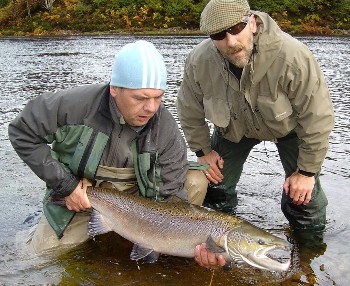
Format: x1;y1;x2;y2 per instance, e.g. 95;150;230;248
225;222;291;272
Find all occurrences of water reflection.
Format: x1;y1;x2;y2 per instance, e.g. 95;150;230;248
0;35;349;285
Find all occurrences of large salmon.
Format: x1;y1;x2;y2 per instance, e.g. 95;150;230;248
86;187;291;272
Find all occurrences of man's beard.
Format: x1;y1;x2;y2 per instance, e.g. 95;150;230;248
226;34;254;68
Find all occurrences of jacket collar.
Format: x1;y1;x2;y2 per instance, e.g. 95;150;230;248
250;11;284;83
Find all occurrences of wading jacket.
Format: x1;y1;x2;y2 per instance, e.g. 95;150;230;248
177;11;334;173
9;83;188;237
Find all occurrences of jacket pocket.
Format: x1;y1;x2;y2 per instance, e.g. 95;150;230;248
257;93;293;122
203;97;230;127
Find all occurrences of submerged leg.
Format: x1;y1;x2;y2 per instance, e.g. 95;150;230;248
204;131;259;213
27;211;91;254
276;133;328;233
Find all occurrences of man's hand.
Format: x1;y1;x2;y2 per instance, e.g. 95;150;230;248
198;150;224;184
283;172;315;205
64;178;92;212
194;243;226;268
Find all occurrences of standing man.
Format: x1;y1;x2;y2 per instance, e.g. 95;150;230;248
9;40;208;255
177;0;334;268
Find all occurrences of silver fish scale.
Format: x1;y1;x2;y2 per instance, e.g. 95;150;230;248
86;187;291;271
88;187;232;243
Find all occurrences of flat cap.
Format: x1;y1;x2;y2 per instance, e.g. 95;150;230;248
200;0;251;35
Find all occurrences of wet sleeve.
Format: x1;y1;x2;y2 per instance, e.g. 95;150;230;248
8;91;80;197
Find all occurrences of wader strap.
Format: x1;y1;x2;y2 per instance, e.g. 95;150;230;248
69;129;109;178
188;161;209;170
131;140;164;200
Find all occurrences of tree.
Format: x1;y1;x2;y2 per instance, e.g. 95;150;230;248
43;0;55;12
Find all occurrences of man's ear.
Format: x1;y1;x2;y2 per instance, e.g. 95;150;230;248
110;86;119;98
250;15;257;34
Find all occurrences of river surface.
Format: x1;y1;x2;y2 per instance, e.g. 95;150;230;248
0;35;349;286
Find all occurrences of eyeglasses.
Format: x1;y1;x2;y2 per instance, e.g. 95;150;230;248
210;15;250;41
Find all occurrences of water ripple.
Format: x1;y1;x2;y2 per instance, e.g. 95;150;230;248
0;35;349;286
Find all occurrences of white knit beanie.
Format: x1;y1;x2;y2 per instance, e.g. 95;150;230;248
110;40;167;91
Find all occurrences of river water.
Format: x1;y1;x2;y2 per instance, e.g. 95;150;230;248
0;35;349;286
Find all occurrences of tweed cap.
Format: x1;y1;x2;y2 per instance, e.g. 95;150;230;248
200;0;251;35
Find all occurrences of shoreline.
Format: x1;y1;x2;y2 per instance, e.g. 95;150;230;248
1;27;349;38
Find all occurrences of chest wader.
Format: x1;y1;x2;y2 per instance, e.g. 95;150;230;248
131;141;210;204
210;129;327;231
131;140;166;201
95;166;138;194
43;128;109;238
185;161;210;206
44;131;209;239
43;134;166;238
276;134;328;232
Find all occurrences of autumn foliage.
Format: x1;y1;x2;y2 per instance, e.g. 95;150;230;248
0;0;349;36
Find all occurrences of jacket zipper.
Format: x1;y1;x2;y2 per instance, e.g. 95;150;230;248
77;130;98;178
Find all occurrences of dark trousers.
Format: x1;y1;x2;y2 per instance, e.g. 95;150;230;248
207;130;328;231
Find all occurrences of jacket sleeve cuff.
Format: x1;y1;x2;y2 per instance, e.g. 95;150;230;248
297;169;315;177
50;174;80;198
195;150;205;157
195;147;212;157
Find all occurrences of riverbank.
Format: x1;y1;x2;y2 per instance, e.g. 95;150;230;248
1;26;349;38
1;0;349;38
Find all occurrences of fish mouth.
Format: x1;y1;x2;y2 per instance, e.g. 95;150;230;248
244;245;291;272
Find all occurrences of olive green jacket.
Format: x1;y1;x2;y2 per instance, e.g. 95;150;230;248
177;11;334;173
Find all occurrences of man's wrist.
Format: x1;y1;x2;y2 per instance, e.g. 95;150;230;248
297;169;315;177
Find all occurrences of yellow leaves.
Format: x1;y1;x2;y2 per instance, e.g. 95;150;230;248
47;12;59;20
164;16;174;25
122;15;131;28
62;0;78;10
126;5;175;29
42;11;60;22
139;5;149;16
33;27;48;36
131;5;150;27
107;9;116;17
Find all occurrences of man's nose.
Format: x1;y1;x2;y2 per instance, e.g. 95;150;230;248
144;98;158;113
225;32;239;47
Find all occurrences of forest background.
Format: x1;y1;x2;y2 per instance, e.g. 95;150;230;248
0;0;349;36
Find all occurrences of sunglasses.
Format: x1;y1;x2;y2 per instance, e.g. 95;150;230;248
210;15;250;41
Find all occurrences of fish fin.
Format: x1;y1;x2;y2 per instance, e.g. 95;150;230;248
130;244;159;263
143;251;160;263
206;236;226;253
88;209;112;237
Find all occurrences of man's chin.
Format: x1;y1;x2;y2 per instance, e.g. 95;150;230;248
228;57;248;68
131;120;149;127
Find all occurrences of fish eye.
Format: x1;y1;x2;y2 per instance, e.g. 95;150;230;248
258;239;265;245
